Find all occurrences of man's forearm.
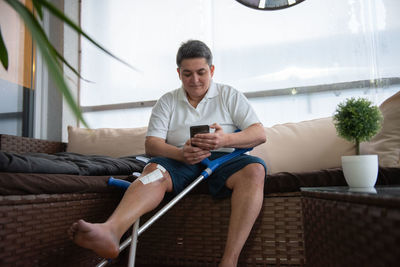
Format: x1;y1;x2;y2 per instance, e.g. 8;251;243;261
224;123;266;149
145;136;184;162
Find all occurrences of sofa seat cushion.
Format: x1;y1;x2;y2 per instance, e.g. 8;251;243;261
0;151;146;176
1;167;399;196
264;167;400;194
0;173;129;195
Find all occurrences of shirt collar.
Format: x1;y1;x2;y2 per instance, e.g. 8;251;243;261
178;80;218;102
205;81;218;98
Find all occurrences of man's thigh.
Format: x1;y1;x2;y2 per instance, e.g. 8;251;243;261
148;157;204;195
207;154;267;198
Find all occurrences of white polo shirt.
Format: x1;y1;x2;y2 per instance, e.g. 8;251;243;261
146;81;261;151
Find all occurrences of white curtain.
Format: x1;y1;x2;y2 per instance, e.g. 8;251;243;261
80;0;400;128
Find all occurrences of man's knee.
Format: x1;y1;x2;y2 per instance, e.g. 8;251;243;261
245;163;265;186
140;163;173;191
226;163;265;189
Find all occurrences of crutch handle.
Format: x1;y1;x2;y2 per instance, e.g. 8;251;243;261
108;177;131;190
200;147;252;178
200;128;252;176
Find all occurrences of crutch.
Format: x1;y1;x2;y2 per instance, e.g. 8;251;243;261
96;147;252;267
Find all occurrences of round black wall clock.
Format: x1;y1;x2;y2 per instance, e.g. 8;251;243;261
236;0;306;11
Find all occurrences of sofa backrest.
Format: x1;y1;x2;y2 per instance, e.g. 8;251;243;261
66;117;356;174
66;90;400;173
66;126;147;157
252;117;355;174
360;90;400;168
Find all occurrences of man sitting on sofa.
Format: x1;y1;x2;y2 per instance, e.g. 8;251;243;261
69;40;267;267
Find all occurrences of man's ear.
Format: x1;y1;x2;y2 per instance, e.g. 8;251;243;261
177;67;181;79
210;65;215;77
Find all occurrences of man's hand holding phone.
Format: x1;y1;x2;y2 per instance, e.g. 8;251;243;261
190;123;226;151
190;125;210;147
180;125;210;165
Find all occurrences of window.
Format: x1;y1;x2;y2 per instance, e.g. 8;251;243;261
0;0;35;136
80;0;400;128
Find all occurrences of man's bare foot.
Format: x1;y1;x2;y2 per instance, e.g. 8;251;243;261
68;219;120;259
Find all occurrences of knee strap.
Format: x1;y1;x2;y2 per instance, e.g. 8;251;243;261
139;164;166;184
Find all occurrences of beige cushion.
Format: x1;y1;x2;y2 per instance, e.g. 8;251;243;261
252;117;355;174
360;91;400;167
67;126;147;157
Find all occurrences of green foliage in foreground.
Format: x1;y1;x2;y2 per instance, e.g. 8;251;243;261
1;0;137;128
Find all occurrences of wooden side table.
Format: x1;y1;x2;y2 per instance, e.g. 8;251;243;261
301;186;400;267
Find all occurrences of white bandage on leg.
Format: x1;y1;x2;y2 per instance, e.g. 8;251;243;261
139;164;166;185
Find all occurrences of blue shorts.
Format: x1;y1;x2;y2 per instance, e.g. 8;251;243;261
148;152;267;199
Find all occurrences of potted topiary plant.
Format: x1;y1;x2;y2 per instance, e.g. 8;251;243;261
333;97;383;188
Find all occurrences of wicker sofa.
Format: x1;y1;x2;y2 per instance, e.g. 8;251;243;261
1;92;399;266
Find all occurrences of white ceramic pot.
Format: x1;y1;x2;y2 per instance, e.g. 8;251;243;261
341;155;378;188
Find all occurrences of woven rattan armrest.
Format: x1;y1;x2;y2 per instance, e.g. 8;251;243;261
0;134;66;154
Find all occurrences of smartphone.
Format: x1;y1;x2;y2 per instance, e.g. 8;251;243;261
190;125;210;146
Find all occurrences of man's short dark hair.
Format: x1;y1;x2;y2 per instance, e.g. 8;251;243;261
176;40;213;67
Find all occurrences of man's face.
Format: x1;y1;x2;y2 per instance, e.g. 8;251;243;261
177;58;215;100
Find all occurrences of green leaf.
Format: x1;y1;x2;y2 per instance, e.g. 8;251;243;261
5;0;89;128
23;1;92;83
0;27;9;70
53;47;93;83
37;0;139;72
32;0;43;20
